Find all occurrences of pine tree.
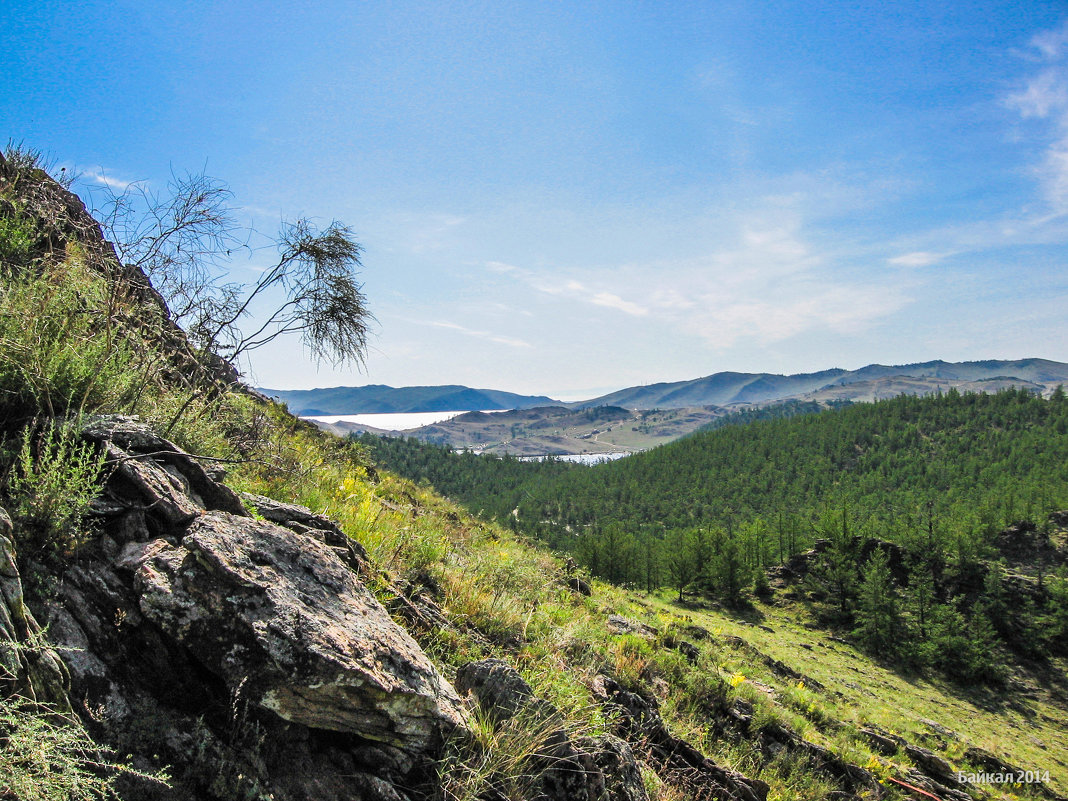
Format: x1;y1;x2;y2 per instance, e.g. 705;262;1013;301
666;529;698;601
853;547;901;658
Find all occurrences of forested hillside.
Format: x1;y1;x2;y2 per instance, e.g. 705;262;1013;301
520;388;1068;536
366;389;1068;548
365;388;1068;680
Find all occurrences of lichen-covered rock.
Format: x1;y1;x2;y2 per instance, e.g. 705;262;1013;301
132;511;467;754
10;418;475;798
83;416;249;529
0;507;69;706
241;491;369;573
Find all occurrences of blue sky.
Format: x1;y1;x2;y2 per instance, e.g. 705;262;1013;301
4;1;1068;399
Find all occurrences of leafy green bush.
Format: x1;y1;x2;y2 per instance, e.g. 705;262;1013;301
0;693;170;800
0;258;141;422
0;205;38;269
8;419;105;558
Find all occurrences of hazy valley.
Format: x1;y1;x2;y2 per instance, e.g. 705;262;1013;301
278;360;1068;456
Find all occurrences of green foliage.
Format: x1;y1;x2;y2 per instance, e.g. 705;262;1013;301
852;547;901;658
436;705;582;801
0;696;119;800
7;419;106;558
0;204;39;269
0;258;142;422
0;693;169;800
367;391;1068;601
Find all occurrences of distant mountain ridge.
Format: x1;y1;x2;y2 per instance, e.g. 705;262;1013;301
257;384;562;415
262;359;1068;417
574;358;1068;409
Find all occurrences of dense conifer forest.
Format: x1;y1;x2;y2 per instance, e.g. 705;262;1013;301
362;388;1068;679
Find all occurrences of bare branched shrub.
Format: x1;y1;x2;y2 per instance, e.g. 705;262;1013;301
88;171;372;372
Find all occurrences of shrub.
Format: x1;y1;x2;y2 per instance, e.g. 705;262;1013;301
7;419;105;558
0;693;170;800
0;259;141;422
0;204;39;269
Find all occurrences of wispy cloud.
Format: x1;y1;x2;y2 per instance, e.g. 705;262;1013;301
1005;21;1068;216
486;261;651;316
887;251;947;268
1032;21;1068;61
491;208;910;349
90;171;135;191
591;292;648;316
425;320;532;348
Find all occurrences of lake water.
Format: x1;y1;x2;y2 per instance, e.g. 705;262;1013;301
305;411;632;463
515;452;630;464
302;410;502;430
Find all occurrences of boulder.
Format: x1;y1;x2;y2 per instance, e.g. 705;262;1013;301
455;659;651;801
241;491;369;573
133;511;467;754
455;657;550;723
83;416;249;532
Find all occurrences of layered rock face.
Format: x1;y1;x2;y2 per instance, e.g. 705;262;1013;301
31;417;467;800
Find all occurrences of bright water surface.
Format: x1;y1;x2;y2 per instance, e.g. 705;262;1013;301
303;410;498;430
304;411;632;463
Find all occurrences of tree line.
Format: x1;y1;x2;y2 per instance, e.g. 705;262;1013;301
360;388;1068;677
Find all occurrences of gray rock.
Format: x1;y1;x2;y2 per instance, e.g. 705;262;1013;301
83;416;249;528
455;658;552;723
241;491;369;572
905;743;957;784
133;511;468;755
575;734;650;801
607;614;658;639
859;726;903;755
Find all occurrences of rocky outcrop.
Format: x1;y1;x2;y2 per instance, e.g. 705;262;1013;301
134;511;467;751
456;659;650;801
30;417;467;800
0;507;69;706
592;674;770;801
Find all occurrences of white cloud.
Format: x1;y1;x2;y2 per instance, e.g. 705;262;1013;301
492;208;910;349
887;251;946;268
591;292;648;316
1005;22;1068;216
425;320;532;349
1033;21;1068;61
91;172;134;191
1006;69;1068;119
